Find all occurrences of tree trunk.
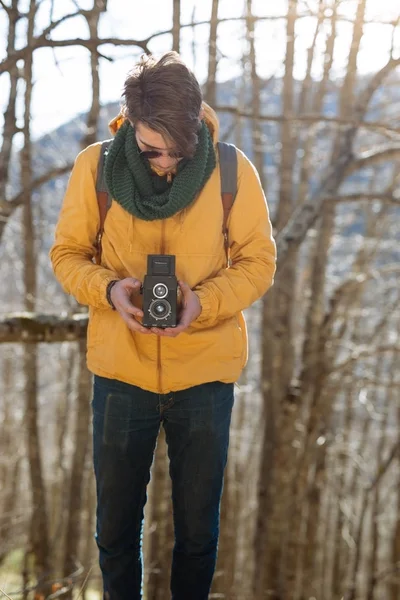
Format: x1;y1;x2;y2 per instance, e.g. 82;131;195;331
254;3;298;598
81;2;105;149
366;352;395;600
344;441;399;600
0;0;20;220
204;0;219;107
390;472;400;600
172;0;180;53
296;440;328;599
246;0;263;181
63;341;92;577
0;355;20;564
22;0;51;585
49;345;75;574
331;384;354;600
296;0;338;207
81;449;97;599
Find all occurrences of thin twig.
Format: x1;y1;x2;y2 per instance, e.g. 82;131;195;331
0;586;14;600
75;566;93;600
0;0;11;11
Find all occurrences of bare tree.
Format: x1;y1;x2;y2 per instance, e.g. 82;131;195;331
21;0;51;588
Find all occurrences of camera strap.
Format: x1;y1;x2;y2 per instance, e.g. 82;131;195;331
94;140;238;265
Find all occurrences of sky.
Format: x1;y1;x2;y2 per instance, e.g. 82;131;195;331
0;0;399;140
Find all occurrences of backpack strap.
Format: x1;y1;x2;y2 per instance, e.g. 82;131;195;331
217;141;238;263
95;139;113;264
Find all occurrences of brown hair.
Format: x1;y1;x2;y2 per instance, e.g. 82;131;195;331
121;52;203;157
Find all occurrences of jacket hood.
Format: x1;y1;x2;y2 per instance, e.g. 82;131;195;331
108;102;220;146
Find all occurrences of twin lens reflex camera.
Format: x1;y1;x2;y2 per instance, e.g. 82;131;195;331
142;254;178;328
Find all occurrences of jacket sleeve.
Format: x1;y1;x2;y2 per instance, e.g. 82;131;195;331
49;144;120;309
193;150;276;327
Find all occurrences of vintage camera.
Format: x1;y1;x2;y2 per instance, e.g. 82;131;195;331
142;255;178;328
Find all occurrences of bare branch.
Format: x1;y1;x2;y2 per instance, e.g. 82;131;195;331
214;106;400;138
149;14;306;42
332;193;400;205
149;13;400;42
0;37;150;74
97;49;114;62
346;146;400;174
2;12;399;78
390;17;400;58
1;163;73;215
40;9;84;38
69;0;82;11
4;8;387;76
0;312;88;343
353;56;400;121
0;0;11;11
367;440;400;491
331;345;400;374
35;37;149;50
0;584;13;600
374;561;400;584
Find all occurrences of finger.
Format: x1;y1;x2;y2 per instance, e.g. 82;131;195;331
123;279;142;294
124;305;144;319
128;322;152;334
125;277;142;287
121;313;151;334
151;327;173;336
178;280;191;298
151;327;180;337
156;330;180;337
164;326;185;336
175;315;191;330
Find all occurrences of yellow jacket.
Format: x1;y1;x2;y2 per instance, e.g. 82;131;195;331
50;105;276;393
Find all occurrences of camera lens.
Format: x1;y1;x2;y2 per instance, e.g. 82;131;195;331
153;283;168;299
149;299;171;320
155;302;167;316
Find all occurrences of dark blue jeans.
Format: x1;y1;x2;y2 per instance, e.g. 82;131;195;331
92;375;234;600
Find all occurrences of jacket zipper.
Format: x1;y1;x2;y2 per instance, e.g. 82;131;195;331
157;336;162;393
157;219;166;393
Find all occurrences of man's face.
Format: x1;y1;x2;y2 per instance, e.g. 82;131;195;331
134;122;183;173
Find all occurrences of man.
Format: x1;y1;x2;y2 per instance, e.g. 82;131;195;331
50;51;276;600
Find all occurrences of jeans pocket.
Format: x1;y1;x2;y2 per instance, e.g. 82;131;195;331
92;385;132;450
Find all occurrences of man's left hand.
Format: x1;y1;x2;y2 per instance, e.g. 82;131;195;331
151;280;202;337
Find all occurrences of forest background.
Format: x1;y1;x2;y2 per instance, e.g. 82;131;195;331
0;0;399;599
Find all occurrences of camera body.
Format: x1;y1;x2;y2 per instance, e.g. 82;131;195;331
142;255;178;328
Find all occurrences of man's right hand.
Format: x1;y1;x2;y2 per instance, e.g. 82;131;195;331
110;278;152;334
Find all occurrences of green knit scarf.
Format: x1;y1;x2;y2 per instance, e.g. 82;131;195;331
104;120;216;221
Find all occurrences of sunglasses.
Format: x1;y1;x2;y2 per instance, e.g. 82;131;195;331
139;149;184;160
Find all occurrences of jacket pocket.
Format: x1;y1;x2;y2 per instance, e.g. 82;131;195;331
183;317;243;361
232;316;244;359
235;312;248;367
